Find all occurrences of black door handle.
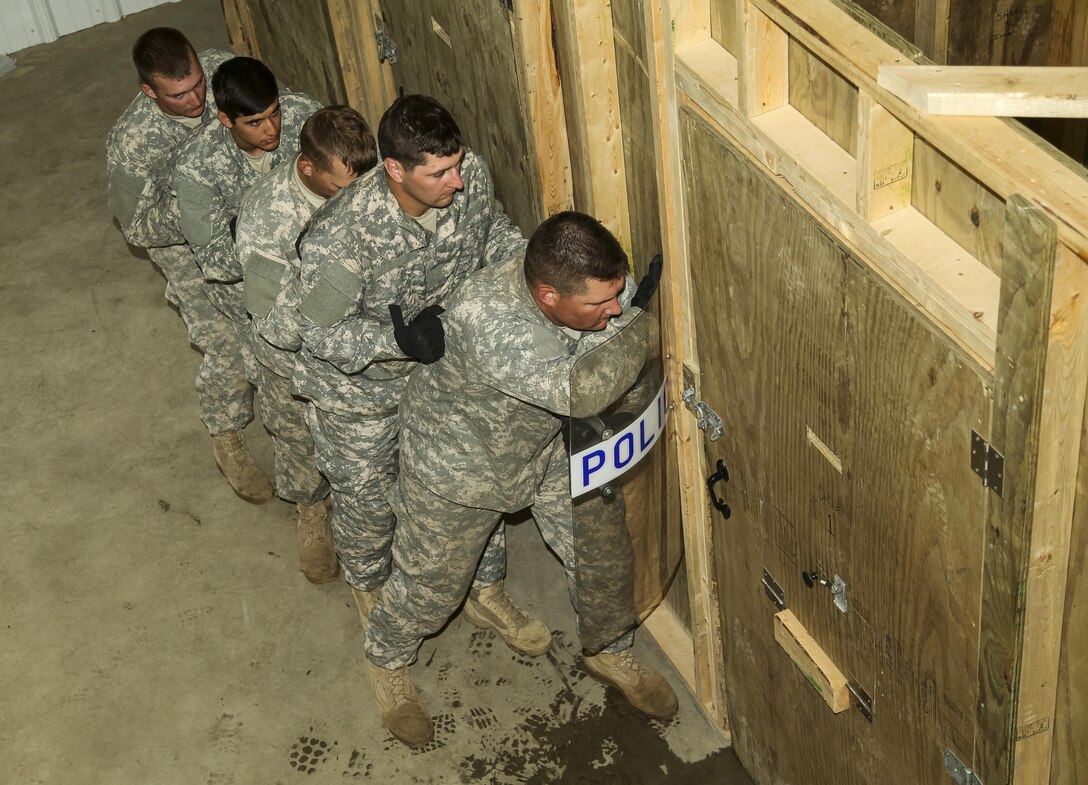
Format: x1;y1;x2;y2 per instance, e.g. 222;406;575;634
706;458;731;519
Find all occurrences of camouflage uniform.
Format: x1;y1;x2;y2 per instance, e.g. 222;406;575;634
106;49;252;436
173;90;322;325
293;150;526;590
366;255;649;669
234;157;352;504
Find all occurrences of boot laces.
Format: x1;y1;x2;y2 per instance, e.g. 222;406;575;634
218;430;247;458
387;668;415;703
614;649;648;680
477;583;527;627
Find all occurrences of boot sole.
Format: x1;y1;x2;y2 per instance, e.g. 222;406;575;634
302;567;340;585
462;603;552;657
581;658;679;720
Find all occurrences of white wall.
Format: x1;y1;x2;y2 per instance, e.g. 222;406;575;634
0;0;178;55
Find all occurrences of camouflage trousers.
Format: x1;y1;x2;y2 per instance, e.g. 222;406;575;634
253;362;328;505
147;245;254;436
365;440;634;669
305;403;507;591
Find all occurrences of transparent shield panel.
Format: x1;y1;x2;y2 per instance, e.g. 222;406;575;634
566;309;666;652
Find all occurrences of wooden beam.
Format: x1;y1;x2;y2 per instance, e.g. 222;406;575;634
645;0;730;734
510;1;574;218
855;91;913;221
553;0;632;253
326;0;395;128
773;610;850;713
220;0;260;57
878;65;1088;118
739;0;788;119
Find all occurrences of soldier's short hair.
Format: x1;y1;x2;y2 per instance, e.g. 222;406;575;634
212;57;278;120
525;211;628;296
133;27;196;86
300;106;377;176
377;94;462;169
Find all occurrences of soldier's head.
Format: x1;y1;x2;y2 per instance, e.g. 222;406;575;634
212;57;282;153
134;27;206;118
378;94;464;216
525;211;628;332
297;106;377;198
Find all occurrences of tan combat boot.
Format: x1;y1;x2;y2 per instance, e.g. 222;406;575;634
352;586;378;628
582;649;679;719
296;500;339;584
367;662;433;747
462;581;552;656
212;430;274;503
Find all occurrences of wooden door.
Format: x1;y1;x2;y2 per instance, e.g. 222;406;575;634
374;0;545;235
681;106;997;783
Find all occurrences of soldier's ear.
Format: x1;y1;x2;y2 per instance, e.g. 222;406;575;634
383;157;404;184
535;284;559;307
217;110;233;129
298;156;315;177
139;83;158;101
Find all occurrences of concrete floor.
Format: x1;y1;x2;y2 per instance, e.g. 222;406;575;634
0;2;754;782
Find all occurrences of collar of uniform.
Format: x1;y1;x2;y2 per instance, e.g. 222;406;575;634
378;172;434;253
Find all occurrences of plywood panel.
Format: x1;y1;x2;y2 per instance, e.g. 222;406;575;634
683;105;992;785
247;0;345;104
378;0;542;235
788;38;858;156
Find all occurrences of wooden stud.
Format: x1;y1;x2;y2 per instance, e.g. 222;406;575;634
974;195;1058;784
739;0;788;119
325;0;395;128
645;0;730;734
552;0;632;253
773;610;851;713
856;92;913;221
510;1;574;218
1010;240;1088;785
879;65;1088;118
220;0;260;57
673;0;712;49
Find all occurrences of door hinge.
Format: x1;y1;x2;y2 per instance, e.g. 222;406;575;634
682;385;724;442
847;678;872;722
970;431;1004;497
375;29;398;64
762;569;786;610
944;748;984;785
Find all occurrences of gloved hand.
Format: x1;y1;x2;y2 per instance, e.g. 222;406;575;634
389;303;446;364
630;254;663;310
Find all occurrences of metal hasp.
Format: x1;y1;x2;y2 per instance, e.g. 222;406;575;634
944;748;984;785
681;385;724;441
847;679;873;722
762;569;786;610
970;430;1005;497
375;30;398;64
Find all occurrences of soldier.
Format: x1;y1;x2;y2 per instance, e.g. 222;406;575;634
172;56;321;502
235;106;378;583
365;211;674;746
106;28;269;500
294;95;545;655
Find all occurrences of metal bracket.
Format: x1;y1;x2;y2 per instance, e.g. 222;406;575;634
375;29;398;64
762;569;786;611
970;431;1004;497
682;385;724;442
847;679;873;722
831;574;848;614
944;748;984;785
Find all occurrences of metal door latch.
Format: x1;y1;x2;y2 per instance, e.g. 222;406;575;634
682;385;723;441
375;30;398;63
801;570;848;613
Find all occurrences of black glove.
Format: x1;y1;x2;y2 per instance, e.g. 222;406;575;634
229;215;238;243
389;303;446;364
630;254;663;310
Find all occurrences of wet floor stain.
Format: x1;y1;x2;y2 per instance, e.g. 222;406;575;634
284;625;750;784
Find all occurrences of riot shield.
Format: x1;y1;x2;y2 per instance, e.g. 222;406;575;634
566;308;666;653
